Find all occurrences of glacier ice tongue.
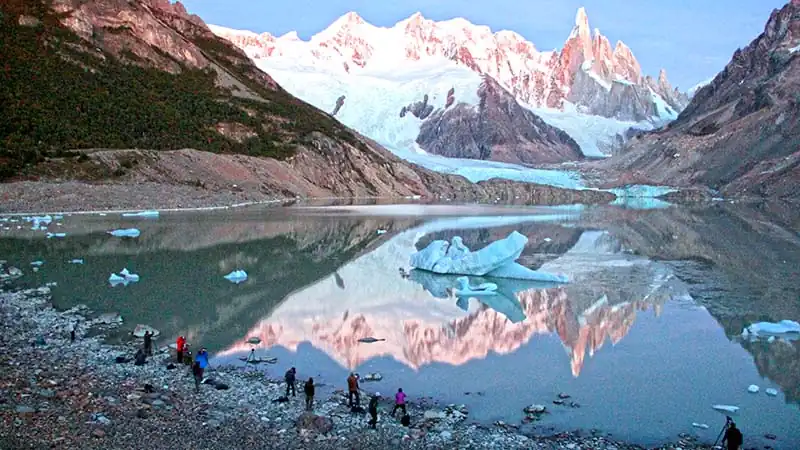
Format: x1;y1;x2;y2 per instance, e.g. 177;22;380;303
410;231;568;282
224;270;248;284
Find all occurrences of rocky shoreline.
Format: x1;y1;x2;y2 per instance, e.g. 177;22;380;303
0;279;719;450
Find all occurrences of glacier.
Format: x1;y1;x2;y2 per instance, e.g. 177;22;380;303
410;231;569;283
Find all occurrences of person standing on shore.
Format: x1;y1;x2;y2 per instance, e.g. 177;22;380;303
304;378;315;411
368;392;380;429
192;361;203;392
722;421;743;450
195;347;209;380
143;331;153;356
391;388;407;417
284;367;297;397
347;373;360;407
176;335;186;363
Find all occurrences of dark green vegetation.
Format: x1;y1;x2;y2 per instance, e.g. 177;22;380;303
0;0;362;181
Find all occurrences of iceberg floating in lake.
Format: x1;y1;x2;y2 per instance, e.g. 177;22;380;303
410;231;568;283
712;404;739;415
108;228;141;238
747;385;759;393
765;388;778;397
25;215;52;229
68;259;84;264
224;270;248;284
109;268;140;286
742;320;800;340
122;210;160;218
30;260;44;266
46;232;66;239
691;423;709;429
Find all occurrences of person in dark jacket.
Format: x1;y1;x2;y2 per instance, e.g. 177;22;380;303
347;373;360;407
367;392;380;429
284;367;297;397
304;378;315;411
192;361;203;392
722;420;743;450
143;331;153;356
134;348;146;366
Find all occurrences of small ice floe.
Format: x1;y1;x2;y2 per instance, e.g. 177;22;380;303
376;229;387;235
748;385;760;393
712;404;739;415
53;215;63;220
765;388;778;397
247;336;261;345
358;337;386;343
224;270;248;284
122;210;159;219
109;268;140;286
25;215;52;229
30;261;44;267
45;282;57;287
68;259;84;264
362;373;382;382
108;228;141;238
742;320;800;341
692;423;710;429
543;238;552;243
46;232;66;239
98;213;107;216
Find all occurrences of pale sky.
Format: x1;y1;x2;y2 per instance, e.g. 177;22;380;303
180;0;788;89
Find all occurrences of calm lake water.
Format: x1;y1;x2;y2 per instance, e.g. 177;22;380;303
1;202;799;448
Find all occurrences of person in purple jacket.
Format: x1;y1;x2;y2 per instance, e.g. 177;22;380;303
391;388;407;417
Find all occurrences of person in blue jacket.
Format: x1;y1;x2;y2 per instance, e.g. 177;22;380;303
194;347;210;380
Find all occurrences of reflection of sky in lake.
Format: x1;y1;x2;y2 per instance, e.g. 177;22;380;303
216;213;800;448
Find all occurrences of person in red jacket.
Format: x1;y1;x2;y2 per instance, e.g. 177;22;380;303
176;336;186;363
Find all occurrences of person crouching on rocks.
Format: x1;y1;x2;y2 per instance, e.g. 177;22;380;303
368;392;380;429
304;378;315;411
192;361;203;392
392;388;407;417
176;335;186;363
284;367;297;397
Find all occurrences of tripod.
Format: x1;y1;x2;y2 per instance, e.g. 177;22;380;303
713;416;732;448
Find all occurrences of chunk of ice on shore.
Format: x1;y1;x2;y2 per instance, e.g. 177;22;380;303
376;229;387;235
224;270;248;284
122;210;160;218
46;232;66;239
712;404;739;415
108;228;141;238
765;388;778;397
747;385;759;393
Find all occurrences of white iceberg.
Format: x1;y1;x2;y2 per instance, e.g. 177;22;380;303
122;210;160;218
108;228;141;238
376;229;387;235
30;261;44;266
691;423;709;429
765;388;778;397
747;385;759;393
410;231;569;283
742;320;800;340
69;259;84;264
224;270;248;284
25;215;52;230
712;404;739;415
46;232;66;239
109;268;140;286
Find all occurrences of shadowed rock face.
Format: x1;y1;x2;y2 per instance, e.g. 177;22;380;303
603;0;800;200
416;77;584;164
400;94;434;120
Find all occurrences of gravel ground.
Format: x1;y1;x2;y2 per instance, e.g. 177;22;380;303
0;268;720;450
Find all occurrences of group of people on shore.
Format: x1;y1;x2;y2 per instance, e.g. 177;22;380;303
285;368;409;428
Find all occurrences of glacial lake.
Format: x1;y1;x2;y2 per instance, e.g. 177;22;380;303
1;202;799;448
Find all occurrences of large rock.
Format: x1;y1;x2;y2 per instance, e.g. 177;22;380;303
295;413;333;434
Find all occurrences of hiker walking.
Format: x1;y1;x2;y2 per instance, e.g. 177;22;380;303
722;420;744;450
367;392;380;429
176;335;186;363
284;367;297;397
304;378;315;411
391;388;407;417
347;372;360;407
192;361;203;392
143;331;153;356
